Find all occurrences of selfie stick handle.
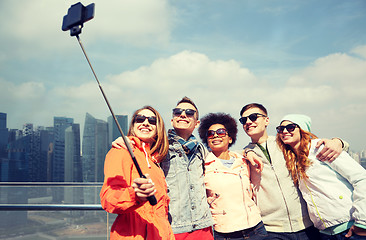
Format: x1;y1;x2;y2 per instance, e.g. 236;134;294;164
75;35;157;206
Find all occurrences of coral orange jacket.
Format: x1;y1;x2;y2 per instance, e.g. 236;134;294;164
100;137;175;240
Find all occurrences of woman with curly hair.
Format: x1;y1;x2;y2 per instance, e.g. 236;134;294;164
198;112;267;240
276;114;366;240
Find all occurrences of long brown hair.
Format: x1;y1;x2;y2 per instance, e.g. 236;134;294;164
276;128;317;185
128;106;169;162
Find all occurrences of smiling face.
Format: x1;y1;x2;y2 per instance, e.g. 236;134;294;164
171;102;199;139
207;124;232;155
133;109;157;144
241;107;269;143
278;120;301;150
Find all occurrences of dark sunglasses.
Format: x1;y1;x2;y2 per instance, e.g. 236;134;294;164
207;128;228;139
172;108;196;117
134;115;157;125
276;123;298;133
239;113;266;125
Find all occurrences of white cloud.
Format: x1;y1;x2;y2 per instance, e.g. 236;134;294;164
351;45;366;59
2;48;366;150
0;0;174;59
287;51;366;103
270;49;366;151
87;0;174;45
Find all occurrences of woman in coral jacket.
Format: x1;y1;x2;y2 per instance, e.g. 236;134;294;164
100;106;174;240
198;113;267;240
276;114;366;240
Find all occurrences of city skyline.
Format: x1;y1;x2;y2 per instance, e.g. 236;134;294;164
1;110;366;159
0;111;128;183
0;110;365;186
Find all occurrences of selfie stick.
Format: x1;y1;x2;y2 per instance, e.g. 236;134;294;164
62;2;157;206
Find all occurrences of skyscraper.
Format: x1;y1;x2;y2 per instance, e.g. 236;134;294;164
64;124;82;182
39;127;54;182
108;115;128;146
0;113;8;159
82;113;109;205
53;117;74;182
64;124;83;205
82;113;109;182
6;135;31;182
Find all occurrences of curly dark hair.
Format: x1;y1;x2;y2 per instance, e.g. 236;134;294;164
198;112;237;148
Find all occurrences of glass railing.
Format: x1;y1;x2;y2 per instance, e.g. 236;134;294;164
0;182;116;240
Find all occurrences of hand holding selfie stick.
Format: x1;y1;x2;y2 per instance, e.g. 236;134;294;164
62;2;157;206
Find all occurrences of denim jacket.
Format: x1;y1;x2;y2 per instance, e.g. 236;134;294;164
160;132;213;234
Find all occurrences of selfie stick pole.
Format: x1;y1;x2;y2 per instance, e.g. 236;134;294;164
75;34;157;206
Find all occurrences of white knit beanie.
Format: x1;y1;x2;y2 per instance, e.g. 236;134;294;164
280;114;312;132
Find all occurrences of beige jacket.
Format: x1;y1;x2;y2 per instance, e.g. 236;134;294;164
204;151;262;233
245;136;313;233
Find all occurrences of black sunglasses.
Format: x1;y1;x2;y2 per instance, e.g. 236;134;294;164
276;123;298;133
134;115;157;125
207;128;228;139
239;113;266;125
172;108;196;117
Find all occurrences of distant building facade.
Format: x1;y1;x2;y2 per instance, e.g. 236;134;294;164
82;113;109;183
108;115;128;146
53;117;74;182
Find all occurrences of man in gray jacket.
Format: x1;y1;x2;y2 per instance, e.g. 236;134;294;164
240;103;346;240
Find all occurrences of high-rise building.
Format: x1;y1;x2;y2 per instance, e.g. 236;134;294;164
0;113;8;159
4;125;54;183
22;123;33;137
38;127;54;182
53;117;74;182
0;113;6;129
82;113;109;183
82;113;109;205
64;124;82;182
64;124;83;205
108;115;128;146
6;135;31;182
18;124;48;183
0;129;28;226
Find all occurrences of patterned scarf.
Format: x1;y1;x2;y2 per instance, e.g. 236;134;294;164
168;129;199;159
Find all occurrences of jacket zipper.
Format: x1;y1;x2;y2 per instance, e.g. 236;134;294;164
259;143;294;230
142;142;151;168
303;180;327;229
271;163;293;231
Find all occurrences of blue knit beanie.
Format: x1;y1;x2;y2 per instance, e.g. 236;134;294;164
280;114;312;132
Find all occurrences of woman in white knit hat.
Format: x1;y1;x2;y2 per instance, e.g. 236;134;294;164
276;114;366;240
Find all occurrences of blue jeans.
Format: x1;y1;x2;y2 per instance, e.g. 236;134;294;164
265;226;321;240
214;221;268;240
320;230;366;240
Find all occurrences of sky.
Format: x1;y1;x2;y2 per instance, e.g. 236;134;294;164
1;0;366;152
